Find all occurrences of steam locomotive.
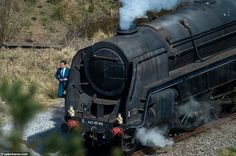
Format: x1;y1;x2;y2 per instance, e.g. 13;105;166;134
63;0;236;153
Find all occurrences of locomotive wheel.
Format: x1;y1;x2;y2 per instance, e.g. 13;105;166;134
122;135;137;155
177;113;198;131
121;128;137;155
176;108;218;131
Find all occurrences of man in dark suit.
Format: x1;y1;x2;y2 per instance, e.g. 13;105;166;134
55;60;70;98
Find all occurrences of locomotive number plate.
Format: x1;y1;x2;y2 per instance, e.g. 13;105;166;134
87;120;104;126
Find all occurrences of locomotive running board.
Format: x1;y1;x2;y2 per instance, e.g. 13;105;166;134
135;47;236;128
142;47;236;100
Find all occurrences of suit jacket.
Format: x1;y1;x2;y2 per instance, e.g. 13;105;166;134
55;67;70;86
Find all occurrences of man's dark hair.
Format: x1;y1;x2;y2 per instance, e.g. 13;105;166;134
61;60;67;65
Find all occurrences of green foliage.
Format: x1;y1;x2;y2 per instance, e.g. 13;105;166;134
51;6;64;21
229;148;236;153
44;129;84;156
111;147;124;156
0;80;42;151
8;131;22;152
41;16;56;33
0;80;85;155
0;80;42;129
219;147;236;156
41;17;49;27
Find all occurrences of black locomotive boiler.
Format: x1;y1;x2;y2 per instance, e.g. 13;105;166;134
63;0;236;152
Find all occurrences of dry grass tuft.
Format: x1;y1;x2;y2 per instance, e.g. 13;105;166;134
92;30;114;42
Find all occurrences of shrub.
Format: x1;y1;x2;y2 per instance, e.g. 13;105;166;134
51;0;119;40
43;129;84;156
0;80;42;151
0;80;42;129
0;81;85;155
0;0;23;42
70;0;119;39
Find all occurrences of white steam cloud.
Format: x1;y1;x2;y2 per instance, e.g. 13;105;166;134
119;0;184;30
135;127;173;147
177;98;220;128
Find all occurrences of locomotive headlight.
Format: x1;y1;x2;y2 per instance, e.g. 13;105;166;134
68;106;75;117
116;113;123;125
84;46;128;97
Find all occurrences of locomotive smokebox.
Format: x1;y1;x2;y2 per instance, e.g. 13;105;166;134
117;24;138;35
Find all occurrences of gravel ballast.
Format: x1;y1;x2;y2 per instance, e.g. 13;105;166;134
160;120;236;156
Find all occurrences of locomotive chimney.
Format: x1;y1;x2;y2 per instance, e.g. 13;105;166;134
117;24;138;35
194;0;216;4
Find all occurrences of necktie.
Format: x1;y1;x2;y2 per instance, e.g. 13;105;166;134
61;68;64;77
63;68;65;77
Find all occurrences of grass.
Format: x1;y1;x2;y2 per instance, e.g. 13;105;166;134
50;0;119;40
219;147;236;156
24;0;37;6
92;29;114;42
0;0;118;44
41;17;49;27
0;47;77;106
41;16;55;33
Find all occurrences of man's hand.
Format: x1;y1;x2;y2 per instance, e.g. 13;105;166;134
63;78;68;81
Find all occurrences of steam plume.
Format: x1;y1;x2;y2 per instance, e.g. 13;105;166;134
135;127;173;147
119;0;184;30
177;98;220;127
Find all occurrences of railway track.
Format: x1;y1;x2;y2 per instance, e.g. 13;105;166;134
0;42;63;50
132;112;236;156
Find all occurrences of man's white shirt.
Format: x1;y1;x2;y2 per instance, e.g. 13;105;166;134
61;68;66;77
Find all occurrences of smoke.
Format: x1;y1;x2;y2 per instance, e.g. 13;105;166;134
177;98;220;128
119;0;184;30
135;127;173;147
